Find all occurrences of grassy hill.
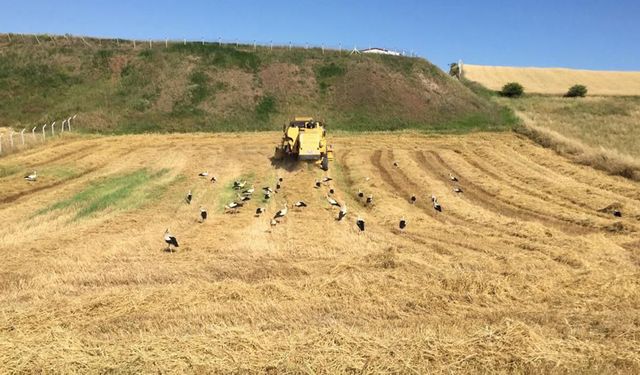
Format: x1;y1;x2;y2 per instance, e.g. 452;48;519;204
463;64;640;96
0;35;515;133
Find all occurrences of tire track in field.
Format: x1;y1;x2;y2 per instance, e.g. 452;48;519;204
417;151;597;234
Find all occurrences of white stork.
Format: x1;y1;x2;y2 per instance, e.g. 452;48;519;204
164;229;179;252
327;196;340;207
200;207;208;222
449;173;458;182
294;201;307;208
399;217;407;231
410;195;417;204
356;217;365;232
337;204;347;221
198;171;209;177
273;203;288;219
453;187;463;194
255;207;265;216
24;171;37;182
185;190;192;204
322;176;333;183
432;195;442;212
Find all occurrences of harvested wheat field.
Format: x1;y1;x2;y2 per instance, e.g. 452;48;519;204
463;64;640;96
1;132;639;373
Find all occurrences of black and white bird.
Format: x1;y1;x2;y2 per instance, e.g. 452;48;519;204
242;186;255;195
233;180;246;190
225;201;244;210
327;196;341;207
278;177;284;182
264;192;271;200
393;161;399;167
453;187;463;194
294;201;307;208
431;195;442;212
329;188;335;195
270;219;278;227
276;182;281;190
315;180;321;188
273;203;288;219
399;217;407;231
366;194;373;205
449;173;458;182
164;229;179;252
255;207;266;216
185;190;192;204
357;189;364;198
198;171;209;177
356;217;365;232
210;176;217;183
410;195;417;204
24;171;37;182
262;186;274;194
337;204;347;221
239;195;251;202
613;209;622;217
200;207;208;222
322;176;333;183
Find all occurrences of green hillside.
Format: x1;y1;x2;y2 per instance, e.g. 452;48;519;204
0;35;515;133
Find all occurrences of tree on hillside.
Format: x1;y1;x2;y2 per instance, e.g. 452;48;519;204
565;84;588;97
500;82;524;98
449;62;460;79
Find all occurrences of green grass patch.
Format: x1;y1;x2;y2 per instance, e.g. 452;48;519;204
37;168;169;220
0;164;23;178
256;95;277;121
217;172;256;212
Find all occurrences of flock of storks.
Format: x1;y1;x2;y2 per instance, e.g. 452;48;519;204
163;161;464;252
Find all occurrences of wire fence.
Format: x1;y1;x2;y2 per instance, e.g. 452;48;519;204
0;32;421;58
0;115;78;157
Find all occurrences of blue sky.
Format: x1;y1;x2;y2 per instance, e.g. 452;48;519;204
1;0;638;71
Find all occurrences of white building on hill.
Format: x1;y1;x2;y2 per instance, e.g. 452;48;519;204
360;47;401;56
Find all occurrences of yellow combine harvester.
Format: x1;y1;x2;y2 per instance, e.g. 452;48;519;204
275;117;334;170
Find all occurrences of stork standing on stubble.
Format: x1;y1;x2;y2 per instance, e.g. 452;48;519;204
199;207;208;222
164;229;179;252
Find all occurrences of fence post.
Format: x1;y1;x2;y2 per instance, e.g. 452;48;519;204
21;129;26;145
9;131;13;149
218;37;221;46
183;38;186;45
149;40;152;48
42;124;47;141
270;41;273;51
67;117;72;131
35;35;41;45
61;119;65;133
253;40;256;51
51;121;56;136
32;126;36;141
0;134;3;154
133;40;136;48
165;39;168;48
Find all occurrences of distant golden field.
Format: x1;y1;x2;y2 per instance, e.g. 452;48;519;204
464;64;640;96
498;96;640;159
1;132;639;373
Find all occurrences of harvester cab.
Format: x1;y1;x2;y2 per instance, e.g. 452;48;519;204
275;117;334;170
